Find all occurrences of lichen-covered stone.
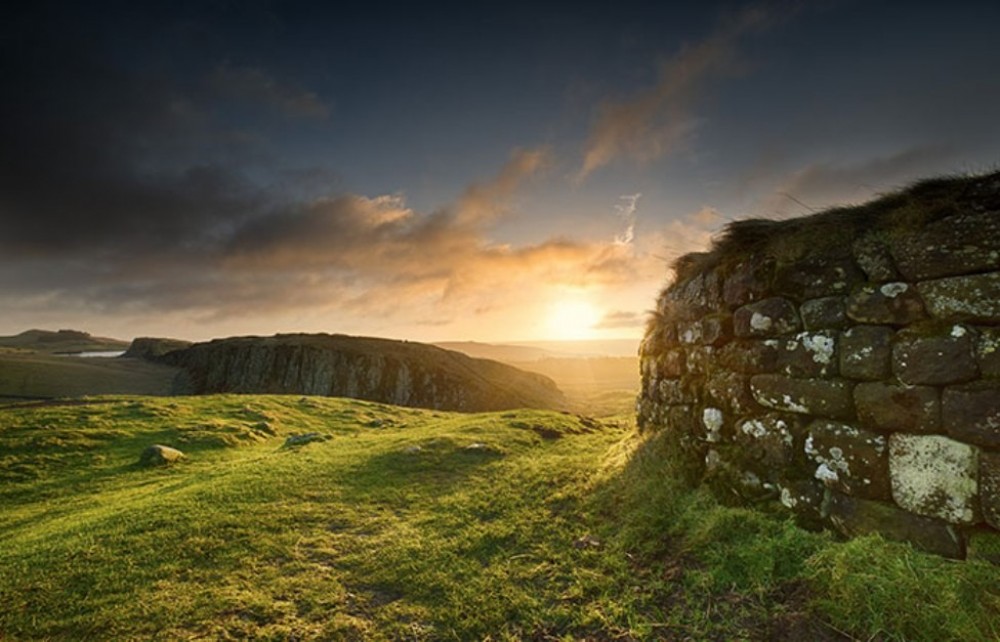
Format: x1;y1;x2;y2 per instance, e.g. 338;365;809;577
653;349;686;378
892;210;1000;280
736;413;802;469
846;282;926;325
734;297;801;338
705;371;757;415
684;346;716;376
966;529;1000;565
917;272;1000;323
853;234;901;282
679;314;732;346
800;296;848;331
664;269;724;319
977;328;1000;378
776;331;839;378
826;493;965;559
942;382;1000;448
657;378;700;405
981;451;1000;530
139;444;185;466
854;382;940;434
702;407;726;443
773;256;864;299
805;420;890;499
751;375;855;420
893;325;979;385
723;260;774;309
778;479;827;529
718;340;780;374
840;325;894;381
888;433;980;524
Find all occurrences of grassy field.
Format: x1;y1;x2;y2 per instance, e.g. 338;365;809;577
1;395;997;640
0;353;181;400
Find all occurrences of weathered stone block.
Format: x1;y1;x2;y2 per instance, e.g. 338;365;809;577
840;325;893;381
705;371;757;415
662;404;699;436
773;255;864;299
657;349;686;378
893;325;979;385
736;413;803;468
846;282;926;325
917;272;1000;323
826;493;965;559
778;479;826;530
978;328;1000;378
800;296;848;331
776;331;839;378
892;210;1000;280
734;297;801;338
679;314;732;346
889;433;980;524
853;234;901;282
751;375;855;420
684;346;716;376
722;260;774;309
139;444;185;466
805;420;890;500
702;406;726;443
981;451;1000;530
640;320;677;355
665;269;724;318
658;378;700;405
942;382;1000;449
718;340;780;374
854;382;940;434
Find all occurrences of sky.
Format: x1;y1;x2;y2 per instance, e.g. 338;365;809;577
2;0;998;344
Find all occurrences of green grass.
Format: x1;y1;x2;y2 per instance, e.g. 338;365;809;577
1;396;997;640
0;353;180;400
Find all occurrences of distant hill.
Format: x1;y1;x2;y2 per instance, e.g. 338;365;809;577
433;341;556;362
0;329;129;354
156;333;566;412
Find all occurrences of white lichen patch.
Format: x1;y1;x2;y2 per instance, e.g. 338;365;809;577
750;312;773;332
801;333;835;364
814;463;840;483
780;487;798;509
888;434;980;524
740;419;769;439
880;282;910;298
951;324;968;338
703;407;724;443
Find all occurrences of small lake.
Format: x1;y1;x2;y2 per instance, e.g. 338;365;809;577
64;350;126;358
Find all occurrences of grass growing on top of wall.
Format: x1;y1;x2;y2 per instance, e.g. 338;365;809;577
1;395;997;640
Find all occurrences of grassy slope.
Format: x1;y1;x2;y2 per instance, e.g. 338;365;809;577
1;396;997;640
0;330;129;354
0;354;180;399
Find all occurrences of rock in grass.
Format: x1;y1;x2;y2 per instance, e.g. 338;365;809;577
139;444;185;466
283;432;329;447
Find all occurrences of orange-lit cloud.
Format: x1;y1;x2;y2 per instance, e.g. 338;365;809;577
576;3;785;181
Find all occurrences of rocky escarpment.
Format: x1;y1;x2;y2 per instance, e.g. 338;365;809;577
123;337;192;360
638;171;1000;561
156;333;566;412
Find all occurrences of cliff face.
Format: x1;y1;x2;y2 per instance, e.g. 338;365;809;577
157;333;566;412
638;171;1000;560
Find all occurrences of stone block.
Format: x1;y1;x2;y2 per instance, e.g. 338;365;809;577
662;404;699;437
736;413;803;468
702;406;726;443
840;325;894;381
805;420;890;499
854;382;940;434
705;371;757;415
826;493;965;559
684;346;716;376
776;331;839;378
891;210;1000;280
658;378;700;405
917;272;1000;323
751;375;855;420
800;296;848;331
853;234;901;282
778;479;827;530
679;314;732;346
977;328;1000;378
943;382;1000;449
640;320;677;355
657;349;686;378
139;444;185;466
718;340;780;374
981;451;1000;530
889;433;980;524
773;255;865;299
846;282;926;325
893;325;979;385
722;259;774;309
734;297;801;338
665;269;724;318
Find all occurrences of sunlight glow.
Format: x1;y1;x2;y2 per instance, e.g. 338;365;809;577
545;299;601;341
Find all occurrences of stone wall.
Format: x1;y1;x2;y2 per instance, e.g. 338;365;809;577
637;172;1000;560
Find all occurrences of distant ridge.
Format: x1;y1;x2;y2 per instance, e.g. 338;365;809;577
156;333;567;412
0;329;129;354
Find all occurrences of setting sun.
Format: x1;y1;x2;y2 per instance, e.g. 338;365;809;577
545;299;601;340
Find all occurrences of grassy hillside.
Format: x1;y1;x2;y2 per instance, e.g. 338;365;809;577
1;395;997;640
0;353;181;400
0;329;129;354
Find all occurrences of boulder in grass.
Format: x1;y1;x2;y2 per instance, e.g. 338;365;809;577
139;444;185;466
